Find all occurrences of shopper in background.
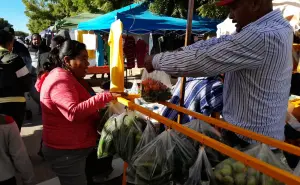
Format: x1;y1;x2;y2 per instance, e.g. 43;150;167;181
4;27;32;71
35;40;121;185
0;114;35;185
27;33;50;117
0;30;32;131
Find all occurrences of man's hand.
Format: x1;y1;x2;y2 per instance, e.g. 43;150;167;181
144;55;155;73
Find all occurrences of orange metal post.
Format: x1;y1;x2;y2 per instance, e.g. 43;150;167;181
122;162;128;185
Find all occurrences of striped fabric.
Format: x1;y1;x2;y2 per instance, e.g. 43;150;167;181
152;10;293;143
161;77;223;124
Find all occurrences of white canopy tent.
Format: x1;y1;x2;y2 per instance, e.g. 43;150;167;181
217;0;300;37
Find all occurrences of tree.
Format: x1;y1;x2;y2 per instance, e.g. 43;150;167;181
15;31;29;37
139;0;229;19
23;0;227;33
22;0;133;33
0;18;12;30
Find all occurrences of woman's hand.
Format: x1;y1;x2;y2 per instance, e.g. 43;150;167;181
110;92;128;100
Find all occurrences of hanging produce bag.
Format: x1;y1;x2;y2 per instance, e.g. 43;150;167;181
127;120;159;184
131;130;197;185
112;111;147;162
97;102;125;133
293;161;300;176
184;147;217;185
284;112;300;168
97;115;118;158
141;70;172;103
213;144;291;185
97;111;146;160
177;120;227;166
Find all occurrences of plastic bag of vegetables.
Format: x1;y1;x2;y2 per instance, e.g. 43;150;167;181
141;70;172;103
184;147;217;185
127;120;159;184
213;144;292;185
97;102;125;133
97;111;146;160
97;114;119;159
131;130;197;185
112;111;147;162
177;120;227;166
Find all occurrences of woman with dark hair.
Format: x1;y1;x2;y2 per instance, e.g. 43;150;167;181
35;40;121;185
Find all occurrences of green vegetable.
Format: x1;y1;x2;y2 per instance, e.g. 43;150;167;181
221;164;233;176
223;175;234;185
233;162;247;173
234;173;246;185
214;171;223;182
247;176;256;185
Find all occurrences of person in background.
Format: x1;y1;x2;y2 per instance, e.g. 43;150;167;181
4;27;32;72
161;76;223;124
29;33;50;74
35;40;121;185
0;114;35;185
0;30;32;131
27;33;50;118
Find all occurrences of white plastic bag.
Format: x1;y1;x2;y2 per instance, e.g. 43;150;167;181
141;69;172;88
141;70;172;102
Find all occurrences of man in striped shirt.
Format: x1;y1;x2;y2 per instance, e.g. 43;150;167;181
145;0;293;146
161;76;223;124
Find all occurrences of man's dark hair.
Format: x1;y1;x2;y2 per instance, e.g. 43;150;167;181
31;33;41;40
0;30;14;47
3;27;15;36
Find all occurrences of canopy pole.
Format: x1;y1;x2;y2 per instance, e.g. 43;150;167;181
177;0;194;124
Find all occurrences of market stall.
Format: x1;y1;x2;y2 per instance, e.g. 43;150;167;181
94;0;300;185
78;2;221;78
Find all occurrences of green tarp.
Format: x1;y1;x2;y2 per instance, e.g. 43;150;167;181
54;12;102;30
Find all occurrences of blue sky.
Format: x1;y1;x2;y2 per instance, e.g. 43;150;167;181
0;0;29;33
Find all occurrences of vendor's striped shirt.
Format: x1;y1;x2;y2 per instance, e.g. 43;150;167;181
161;77;223;124
152;10;293;143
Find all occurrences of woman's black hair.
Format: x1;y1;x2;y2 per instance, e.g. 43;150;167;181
0;30;14;48
39;40;86;76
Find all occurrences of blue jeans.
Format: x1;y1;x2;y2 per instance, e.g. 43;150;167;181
42;145;93;185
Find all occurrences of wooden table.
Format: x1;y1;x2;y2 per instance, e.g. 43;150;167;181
87;65;128;85
87;66;110;74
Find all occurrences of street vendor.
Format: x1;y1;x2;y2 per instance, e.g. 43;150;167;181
145;0;293;147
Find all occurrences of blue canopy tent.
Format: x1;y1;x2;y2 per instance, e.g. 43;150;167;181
78;3;221;33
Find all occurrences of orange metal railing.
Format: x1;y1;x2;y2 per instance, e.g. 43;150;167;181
117;97;300;185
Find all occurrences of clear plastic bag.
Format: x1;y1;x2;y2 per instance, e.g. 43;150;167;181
141;69;172;88
178;120;227;166
141;70;172;103
214;144;292;185
97;115;119;158
97;111;147;161
112;111;147;162
97;102;125;133
293;161;300;176
127;120;159;184
184;147;217;185
131;130;197;185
